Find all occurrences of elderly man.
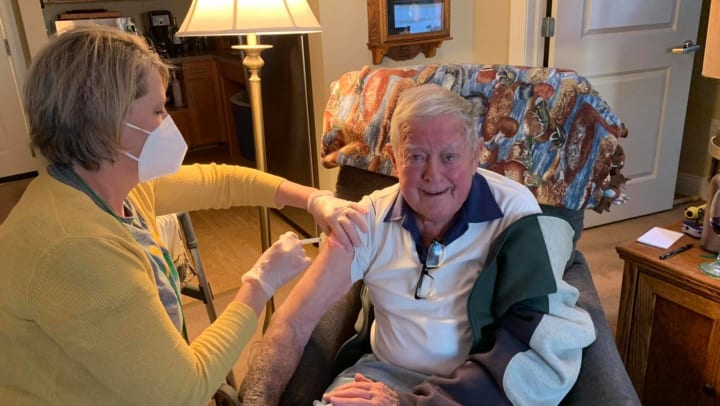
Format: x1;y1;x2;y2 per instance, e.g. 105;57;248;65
242;84;595;405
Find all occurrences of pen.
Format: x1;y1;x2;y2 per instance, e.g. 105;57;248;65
659;243;693;260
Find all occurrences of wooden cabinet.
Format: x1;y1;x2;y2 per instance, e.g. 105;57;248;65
169;58;228;149
168;108;193;145
616;232;720;405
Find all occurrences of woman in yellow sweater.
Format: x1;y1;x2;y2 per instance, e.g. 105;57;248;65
0;26;365;405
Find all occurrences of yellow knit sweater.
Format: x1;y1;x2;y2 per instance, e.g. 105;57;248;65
0;164;285;405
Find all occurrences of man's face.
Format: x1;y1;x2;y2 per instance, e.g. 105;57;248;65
390;113;479;231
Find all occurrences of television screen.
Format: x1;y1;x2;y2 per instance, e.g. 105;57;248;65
388;0;443;35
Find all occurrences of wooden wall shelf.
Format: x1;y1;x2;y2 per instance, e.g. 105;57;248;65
367;0;451;65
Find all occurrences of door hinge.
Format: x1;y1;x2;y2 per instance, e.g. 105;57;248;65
4;39;10;56
542;16;555;38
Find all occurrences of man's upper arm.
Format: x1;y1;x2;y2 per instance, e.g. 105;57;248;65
278;192;378;334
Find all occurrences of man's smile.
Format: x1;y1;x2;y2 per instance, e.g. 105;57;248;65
421;186;452;197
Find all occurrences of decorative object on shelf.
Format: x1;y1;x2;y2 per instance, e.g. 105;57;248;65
54;16;137;36
57;9;121;20
367;0;451;64
683;202;705;239
700;187;720;277
701;0;720;253
701;169;720;253
176;0;321;329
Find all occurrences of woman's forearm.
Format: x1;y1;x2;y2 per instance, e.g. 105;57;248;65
274;180;321;210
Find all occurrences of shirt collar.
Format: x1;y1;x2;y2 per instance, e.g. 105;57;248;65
384;172;504;247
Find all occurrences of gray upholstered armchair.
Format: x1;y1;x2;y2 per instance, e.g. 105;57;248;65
246;64;640;405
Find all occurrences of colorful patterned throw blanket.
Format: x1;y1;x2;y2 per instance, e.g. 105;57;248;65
320;64;628;212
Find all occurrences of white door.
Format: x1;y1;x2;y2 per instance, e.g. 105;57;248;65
549;0;702;227
0;7;35;179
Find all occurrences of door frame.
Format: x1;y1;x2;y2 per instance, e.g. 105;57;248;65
0;1;29;91
508;0;548;66
0;1;37;180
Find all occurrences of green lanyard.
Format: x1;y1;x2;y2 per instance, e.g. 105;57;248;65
64;167;188;340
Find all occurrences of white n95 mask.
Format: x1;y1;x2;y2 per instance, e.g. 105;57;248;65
123;116;188;182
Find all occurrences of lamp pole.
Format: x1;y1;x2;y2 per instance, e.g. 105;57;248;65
234;34;276;328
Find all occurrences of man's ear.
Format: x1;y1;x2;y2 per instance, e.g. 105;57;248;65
472;142;483;166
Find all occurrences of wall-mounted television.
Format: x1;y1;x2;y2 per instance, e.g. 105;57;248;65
387;0;444;35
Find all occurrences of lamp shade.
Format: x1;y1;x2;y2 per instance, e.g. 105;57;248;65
177;0;321;37
704;0;720;78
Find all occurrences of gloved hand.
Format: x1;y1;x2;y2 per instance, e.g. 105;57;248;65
307;190;368;249
241;231;311;297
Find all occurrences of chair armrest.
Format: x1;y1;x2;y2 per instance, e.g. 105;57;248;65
561;252;641;405
278;282;364;405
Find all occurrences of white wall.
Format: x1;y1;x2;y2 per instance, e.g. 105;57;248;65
308;0;477;191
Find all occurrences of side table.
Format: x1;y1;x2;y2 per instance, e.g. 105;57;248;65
616;228;720;405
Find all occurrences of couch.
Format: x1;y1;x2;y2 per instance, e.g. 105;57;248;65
272;64;640;405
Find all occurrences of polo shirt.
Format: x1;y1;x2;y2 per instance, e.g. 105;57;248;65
349;168;541;376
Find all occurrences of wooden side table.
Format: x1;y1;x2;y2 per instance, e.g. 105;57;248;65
616;229;720;405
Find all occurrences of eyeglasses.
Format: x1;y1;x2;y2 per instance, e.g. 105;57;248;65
414;240;445;300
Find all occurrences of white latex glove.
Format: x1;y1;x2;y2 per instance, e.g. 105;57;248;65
307;190;368;249
241;231;311;297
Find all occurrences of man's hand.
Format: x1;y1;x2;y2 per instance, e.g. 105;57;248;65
322;374;399;406
307;191;368;249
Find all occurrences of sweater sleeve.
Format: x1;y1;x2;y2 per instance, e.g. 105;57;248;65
399;215;596;406
138;163;286;216
28;235;258;405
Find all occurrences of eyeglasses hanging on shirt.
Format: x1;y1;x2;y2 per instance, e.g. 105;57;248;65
414;239;445;300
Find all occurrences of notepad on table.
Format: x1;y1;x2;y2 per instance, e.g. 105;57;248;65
636;226;684;249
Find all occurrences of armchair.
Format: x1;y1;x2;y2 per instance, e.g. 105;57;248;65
268;64;640;405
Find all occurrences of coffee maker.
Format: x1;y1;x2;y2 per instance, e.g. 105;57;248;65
147;10;176;57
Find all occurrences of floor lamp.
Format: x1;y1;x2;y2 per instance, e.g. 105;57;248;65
177;0;321;329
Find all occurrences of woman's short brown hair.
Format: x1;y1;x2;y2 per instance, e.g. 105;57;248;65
24;25;170;170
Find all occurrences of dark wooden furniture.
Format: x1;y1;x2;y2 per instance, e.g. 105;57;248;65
169;57;229;149
616;230;720;405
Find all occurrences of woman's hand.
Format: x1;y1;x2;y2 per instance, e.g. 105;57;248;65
307;191;368;249
322;374;399;406
240;231;311;296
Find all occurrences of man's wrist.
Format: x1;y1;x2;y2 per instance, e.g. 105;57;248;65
306;190;333;212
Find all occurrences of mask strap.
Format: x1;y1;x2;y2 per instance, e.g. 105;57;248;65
121;150;140;162
126;122;151;134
